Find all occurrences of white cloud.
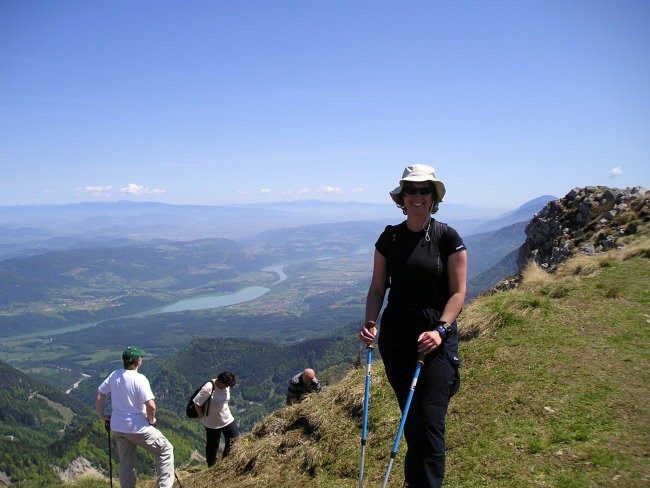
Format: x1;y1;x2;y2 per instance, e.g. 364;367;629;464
75;185;112;197
297;188;310;195
320;186;343;194
120;183;165;196
608;166;623;178
259;188;271;194
352;187;364;194
282;190;293;195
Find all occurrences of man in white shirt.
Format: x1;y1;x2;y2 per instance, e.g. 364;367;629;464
96;346;174;488
193;371;240;466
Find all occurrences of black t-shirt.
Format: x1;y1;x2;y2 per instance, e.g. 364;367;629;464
376;220;466;312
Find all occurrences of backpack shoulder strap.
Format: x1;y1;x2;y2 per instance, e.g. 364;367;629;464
431;219;447;242
204;380;216;416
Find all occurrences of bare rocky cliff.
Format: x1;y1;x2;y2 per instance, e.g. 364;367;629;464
517;186;648;271
492;186;648;292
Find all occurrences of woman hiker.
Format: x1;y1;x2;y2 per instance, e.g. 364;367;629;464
359;164;467;488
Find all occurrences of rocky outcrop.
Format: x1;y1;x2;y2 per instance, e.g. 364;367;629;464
516;186;648;271
0;471;11;486
52;456;105;483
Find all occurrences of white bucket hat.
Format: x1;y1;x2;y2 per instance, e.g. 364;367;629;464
389;164;446;204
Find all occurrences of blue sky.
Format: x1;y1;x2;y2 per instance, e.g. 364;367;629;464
1;0;648;209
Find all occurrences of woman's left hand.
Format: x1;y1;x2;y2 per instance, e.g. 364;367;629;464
417;330;442;354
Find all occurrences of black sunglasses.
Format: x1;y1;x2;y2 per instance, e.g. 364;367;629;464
403;185;433;196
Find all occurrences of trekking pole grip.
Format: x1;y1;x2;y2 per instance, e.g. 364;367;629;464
417;351;426;364
364;320;376;350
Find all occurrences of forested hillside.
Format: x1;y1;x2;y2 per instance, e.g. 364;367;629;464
150;320;362;430
0;359;95;485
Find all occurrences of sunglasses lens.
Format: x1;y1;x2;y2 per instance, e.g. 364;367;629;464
404;186;432;195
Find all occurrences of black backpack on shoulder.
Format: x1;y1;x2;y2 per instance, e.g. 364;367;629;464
185;380;215;418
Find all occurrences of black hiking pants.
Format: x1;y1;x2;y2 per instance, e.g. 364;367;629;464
379;306;460;488
205;421;239;466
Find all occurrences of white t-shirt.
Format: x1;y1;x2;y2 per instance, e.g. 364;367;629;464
193;381;234;430
98;369;155;433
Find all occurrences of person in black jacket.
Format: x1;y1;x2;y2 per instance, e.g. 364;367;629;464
359;164;467;488
286;368;322;405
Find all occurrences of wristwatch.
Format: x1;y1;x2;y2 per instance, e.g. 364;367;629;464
434;321;453;339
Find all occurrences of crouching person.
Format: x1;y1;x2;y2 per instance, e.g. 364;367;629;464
96;346;174;488
286;368;322;405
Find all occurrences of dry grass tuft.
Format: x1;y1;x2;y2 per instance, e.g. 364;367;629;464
520;261;553;289
614;232;650;261
500;291;551;318
556;254;604;278
457;301;502;340
64;473;108;487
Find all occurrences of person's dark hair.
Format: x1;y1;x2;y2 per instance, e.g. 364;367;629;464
217;371;237;387
123;357;139;369
395;182;439;215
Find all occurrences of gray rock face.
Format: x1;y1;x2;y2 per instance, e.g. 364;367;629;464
516;186;648;272
52;456;106;483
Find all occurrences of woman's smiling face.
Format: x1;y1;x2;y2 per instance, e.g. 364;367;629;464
402;182;434;214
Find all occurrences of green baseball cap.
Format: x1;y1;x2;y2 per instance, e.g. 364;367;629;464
122;346;143;362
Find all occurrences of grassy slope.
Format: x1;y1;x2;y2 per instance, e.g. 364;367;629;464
71;238;649;488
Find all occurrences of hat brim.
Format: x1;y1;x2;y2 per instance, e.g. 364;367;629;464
390;180;446;204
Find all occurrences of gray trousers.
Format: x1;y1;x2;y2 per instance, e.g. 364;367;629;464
114;427;174;488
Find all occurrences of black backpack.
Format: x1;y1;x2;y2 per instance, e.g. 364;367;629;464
185;380;215;418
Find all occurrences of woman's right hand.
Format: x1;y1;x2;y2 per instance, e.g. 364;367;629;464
358;321;377;346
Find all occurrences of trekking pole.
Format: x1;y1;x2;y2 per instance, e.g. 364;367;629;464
358;322;375;488
104;419;113;488
174;470;184;488
381;352;426;488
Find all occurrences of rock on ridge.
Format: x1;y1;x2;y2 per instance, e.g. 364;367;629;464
516;185;648;272
52;456;106;483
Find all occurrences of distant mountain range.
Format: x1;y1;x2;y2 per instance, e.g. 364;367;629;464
470;195;556;233
0;197;555;260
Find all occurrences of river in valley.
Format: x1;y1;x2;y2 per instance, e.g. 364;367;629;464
5;263;290;341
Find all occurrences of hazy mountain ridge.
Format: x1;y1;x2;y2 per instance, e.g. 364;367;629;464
471;195;557;233
463;221;528;277
0;199;518;260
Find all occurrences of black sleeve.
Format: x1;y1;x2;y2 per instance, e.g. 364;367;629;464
375;225;396;257
441;226;466;257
